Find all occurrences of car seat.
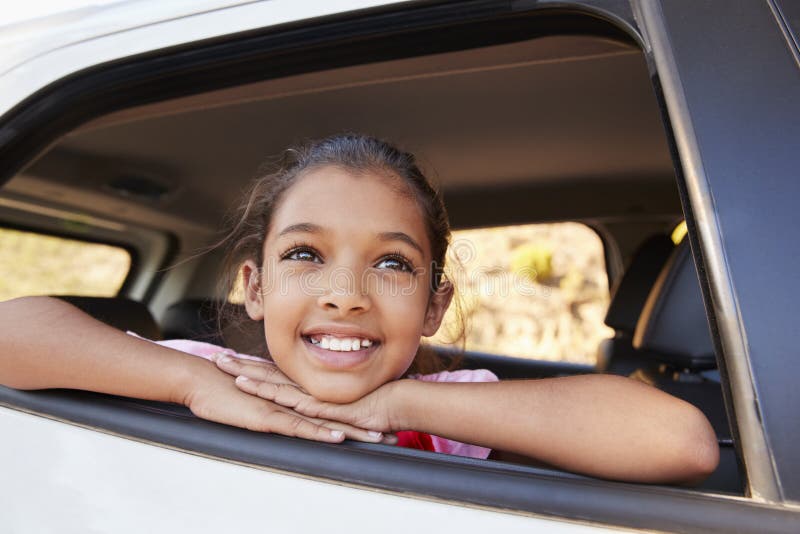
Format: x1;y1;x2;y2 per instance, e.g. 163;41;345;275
596;234;675;375
161;298;264;355
55;295;161;340
631;240;741;493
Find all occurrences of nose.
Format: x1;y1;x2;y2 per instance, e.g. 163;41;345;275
316;268;372;315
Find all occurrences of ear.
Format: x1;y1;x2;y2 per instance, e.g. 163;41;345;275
421;278;454;337
241;259;265;321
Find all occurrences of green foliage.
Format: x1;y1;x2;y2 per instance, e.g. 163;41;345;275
510;243;553;282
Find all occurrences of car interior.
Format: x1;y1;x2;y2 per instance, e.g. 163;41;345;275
0;22;742;497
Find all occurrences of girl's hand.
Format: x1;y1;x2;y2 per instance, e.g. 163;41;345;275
212;353;303;391
231;371;407;437
184;359;389;444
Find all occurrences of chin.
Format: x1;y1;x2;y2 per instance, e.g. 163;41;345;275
305;380;374;404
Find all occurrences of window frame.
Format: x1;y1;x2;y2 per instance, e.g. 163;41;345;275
638;0;800;503
0;196;176;303
0;0;796;527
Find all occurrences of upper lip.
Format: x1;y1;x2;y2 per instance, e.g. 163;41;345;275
302;324;380;341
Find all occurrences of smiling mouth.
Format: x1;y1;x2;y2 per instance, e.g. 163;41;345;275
301;334;380;369
303;334;379;352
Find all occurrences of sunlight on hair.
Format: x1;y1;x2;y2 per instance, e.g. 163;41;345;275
227;265;245;304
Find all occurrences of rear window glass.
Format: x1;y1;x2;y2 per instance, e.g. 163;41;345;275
430;222;613;365
0;228;131;301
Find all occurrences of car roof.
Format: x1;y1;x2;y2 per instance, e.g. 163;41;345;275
10;32;679;238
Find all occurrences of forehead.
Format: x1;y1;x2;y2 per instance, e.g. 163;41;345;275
269;165;430;255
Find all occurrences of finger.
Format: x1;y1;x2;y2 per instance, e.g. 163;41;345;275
216;355;297;386
382;434;399;445
236;377;394;439
308;418;385;443
236;375;329;419
236;376;337;419
236;378;393;444
262;410;346;443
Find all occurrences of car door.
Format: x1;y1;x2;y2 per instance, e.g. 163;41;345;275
1;1;799;532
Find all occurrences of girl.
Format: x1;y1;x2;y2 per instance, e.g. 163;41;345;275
0;134;718;484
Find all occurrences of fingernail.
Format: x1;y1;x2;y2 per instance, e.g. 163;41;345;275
368;431;383;439
331;430;344;439
219;356;232;364
236;375;249;382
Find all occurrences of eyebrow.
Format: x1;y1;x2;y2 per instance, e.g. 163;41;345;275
277;222;324;237
377;231;424;255
278;223;424;255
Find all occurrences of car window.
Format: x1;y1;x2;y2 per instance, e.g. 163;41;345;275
430;222;613;365
0;227;131;300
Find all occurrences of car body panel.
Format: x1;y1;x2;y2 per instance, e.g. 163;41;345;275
0;406;620;533
0;0;410;120
640;0;800;503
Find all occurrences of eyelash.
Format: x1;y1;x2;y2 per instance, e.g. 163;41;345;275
376;251;415;273
280;243;414;272
280;243;322;263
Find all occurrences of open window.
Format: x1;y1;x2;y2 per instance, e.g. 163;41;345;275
429;222;613;368
0;226;131;300
3;2;788;530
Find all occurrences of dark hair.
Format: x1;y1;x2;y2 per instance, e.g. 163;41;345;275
216;134;462;375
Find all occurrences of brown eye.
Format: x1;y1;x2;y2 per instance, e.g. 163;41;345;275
376;255;413;272
282;246;322;263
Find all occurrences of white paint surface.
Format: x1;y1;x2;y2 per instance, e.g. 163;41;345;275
0;406;619;533
0;0;411;117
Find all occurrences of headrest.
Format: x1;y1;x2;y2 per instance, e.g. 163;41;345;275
161;298;264;355
160;299;223;345
632;241;716;370
56;295;161;340
605;235;674;334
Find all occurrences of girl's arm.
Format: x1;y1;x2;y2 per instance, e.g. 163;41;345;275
227;359;719;484
0;296;385;443
389;376;720;484
0;296;198;400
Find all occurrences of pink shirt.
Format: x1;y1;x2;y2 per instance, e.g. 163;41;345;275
141;336;499;459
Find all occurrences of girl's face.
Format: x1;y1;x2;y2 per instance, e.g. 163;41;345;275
242;165;452;403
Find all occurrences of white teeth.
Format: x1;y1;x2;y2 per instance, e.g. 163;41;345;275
308;334;376;352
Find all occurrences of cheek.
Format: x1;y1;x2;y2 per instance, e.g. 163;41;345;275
260;275;310;352
372;277;431;345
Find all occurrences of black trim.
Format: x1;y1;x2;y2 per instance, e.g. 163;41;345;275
1;387;796;533
643;63;748;498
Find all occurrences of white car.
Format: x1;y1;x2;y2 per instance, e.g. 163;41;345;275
1;1;799;532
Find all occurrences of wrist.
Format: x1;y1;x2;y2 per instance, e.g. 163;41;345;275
172;355;216;407
388;378;422;431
